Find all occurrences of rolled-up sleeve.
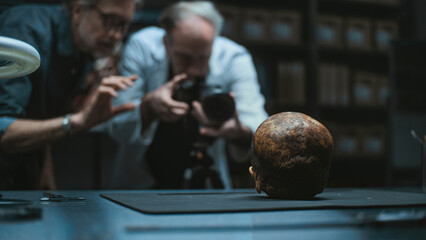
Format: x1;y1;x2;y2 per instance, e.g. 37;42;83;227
0;74;32;139
0;117;16;138
0;7;46;138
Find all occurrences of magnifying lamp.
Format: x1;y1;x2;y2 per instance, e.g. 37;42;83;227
0;36;40;80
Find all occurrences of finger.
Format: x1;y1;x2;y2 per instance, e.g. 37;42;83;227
121;77;135;87
167;100;190;112
232;109;242;128
199;126;220;138
101;77;128;90
111;102;137;116
159;108;184;122
124;74;138;86
170;107;189;116
102;76;136;89
191;101;210;125
129;74;138;81
169;73;187;88
191;100;202;112
98;85;118;98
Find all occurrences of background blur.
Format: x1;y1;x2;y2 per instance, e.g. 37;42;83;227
1;0;426;189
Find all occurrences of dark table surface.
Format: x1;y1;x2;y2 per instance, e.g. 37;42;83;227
1;189;426;240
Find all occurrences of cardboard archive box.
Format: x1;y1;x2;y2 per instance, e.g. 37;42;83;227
317;15;343;48
317;63;350;106
333;125;361;156
353;71;376;106
374;20;398;51
241;9;269;42
269;10;301;45
276;61;306;105
375;75;390;106
360;126;387;155
345;18;372;50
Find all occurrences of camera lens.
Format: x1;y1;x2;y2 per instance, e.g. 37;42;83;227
173;80;199;103
202;93;235;126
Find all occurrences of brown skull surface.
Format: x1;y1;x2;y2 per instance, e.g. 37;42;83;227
249;112;334;199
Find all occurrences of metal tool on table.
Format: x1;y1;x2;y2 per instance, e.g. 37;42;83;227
40;192;86;202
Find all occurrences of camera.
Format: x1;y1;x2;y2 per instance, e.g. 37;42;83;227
147;76;235;189
172;76;235;126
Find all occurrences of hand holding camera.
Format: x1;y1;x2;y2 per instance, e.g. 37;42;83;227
171;75;246;140
191;97;247;140
142;73;252;142
140;73;190;125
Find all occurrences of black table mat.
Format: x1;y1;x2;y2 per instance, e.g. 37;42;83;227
101;189;426;214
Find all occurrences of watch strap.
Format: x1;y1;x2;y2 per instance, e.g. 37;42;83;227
61;114;72;135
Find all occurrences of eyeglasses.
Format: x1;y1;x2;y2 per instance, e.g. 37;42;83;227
88;5;131;33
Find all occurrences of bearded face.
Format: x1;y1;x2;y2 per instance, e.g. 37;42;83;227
71;0;135;58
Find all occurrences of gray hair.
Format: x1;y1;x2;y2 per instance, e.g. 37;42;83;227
159;1;223;36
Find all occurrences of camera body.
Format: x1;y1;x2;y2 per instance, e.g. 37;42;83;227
173;77;235;126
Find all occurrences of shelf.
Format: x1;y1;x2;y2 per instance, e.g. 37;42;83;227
264;101;390;124
241;42;309;60
318;48;390;71
214;0;309;10
319;48;389;59
323;0;401;7
319;0;401;19
317;106;389;123
265;102;311;116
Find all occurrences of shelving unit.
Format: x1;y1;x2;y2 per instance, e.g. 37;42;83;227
315;0;403;187
213;0;411;188
123;0;414;188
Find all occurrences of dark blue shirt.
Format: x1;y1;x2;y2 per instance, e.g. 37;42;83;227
0;4;93;189
0;4;93;137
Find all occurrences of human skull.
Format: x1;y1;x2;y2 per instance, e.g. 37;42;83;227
249;112;334;199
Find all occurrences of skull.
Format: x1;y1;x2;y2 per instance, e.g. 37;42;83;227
249;112;334;199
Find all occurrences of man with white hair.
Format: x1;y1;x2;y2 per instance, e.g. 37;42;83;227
109;1;268;189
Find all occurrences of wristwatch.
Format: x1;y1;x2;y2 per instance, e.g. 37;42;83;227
62;113;72;135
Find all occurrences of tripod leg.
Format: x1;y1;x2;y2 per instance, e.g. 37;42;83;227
206;169;224;189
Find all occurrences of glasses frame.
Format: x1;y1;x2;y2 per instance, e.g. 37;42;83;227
87;5;131;33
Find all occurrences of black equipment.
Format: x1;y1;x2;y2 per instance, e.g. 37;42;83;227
146;76;235;189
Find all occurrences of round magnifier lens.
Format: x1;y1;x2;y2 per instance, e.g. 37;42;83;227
0;36;40;80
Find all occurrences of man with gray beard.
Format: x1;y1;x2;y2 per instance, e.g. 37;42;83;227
0;0;141;189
